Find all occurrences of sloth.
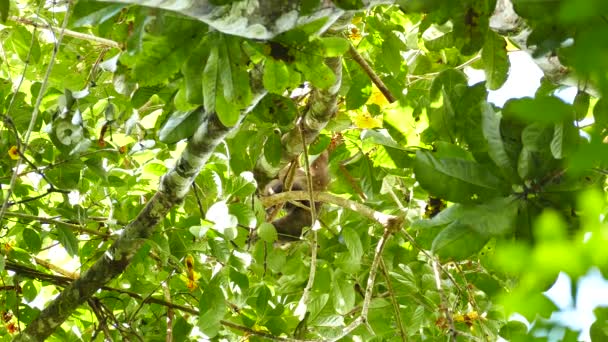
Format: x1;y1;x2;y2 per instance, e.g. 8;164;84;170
264;151;329;241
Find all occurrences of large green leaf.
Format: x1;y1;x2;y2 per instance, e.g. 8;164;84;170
431;221;488;261
263;58;290;94
203;45;219;113
0;0;8;23
481;31;509;90
158;108;206;144
414;150;508;203
198;279;226;337
414;196;519;237
503;96;574;124
481;103;517;181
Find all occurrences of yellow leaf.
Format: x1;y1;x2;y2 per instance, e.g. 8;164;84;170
351;112;382;129
367;86;389;108
8;146;19;160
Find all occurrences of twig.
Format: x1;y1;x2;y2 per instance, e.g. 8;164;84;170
0;5;72;229
7;187;70;207
432;259;457;341
191;182;206;218
331;229;392;341
10;16;121;49
34;257;80;279
164;282;174;342
88;298;115;342
348;44;396;103
2;211;112;238
294;119;318;318
380;258;407;341
6;260;313;341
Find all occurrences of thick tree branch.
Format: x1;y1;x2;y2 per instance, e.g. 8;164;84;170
96;0;393;40
14;88;267;341
255;56;343;186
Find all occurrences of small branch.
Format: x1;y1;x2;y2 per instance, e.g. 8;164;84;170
10;16;122;49
34;257;80;279
432;260;457;341
338;164;367;201
7;259;316;341
88;298;115;342
294;120;318;319
2;211;113;238
163;283;174;342
261;191;404;231
331;228;392;341
380;259;407;341
0;4;72;234
191;182;206;218
7;186;70;207
348;44;396;103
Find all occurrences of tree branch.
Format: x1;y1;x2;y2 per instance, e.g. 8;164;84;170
95;0;393;40
348;44;396;103
255;56;343;187
2;212;112;238
260;191;404;231
10;16;121;49
14;86;267;341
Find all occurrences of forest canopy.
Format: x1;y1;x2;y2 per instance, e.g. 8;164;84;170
0;0;607;341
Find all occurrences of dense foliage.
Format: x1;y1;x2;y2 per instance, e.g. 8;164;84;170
0;0;607;341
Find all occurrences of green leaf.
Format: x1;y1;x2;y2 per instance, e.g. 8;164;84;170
517;147;532;179
503;96;573;124
263;131;282;167
414;150;508;203
158;108;206;144
381;35;404;74
0;0;9;23
481;103;517;181
182;43;208;105
8;26;41;64
229;203;256;229
319;37;350;57
203;45;219;113
414;197;519;237
23;228;42;253
332;278;355;315
296;58;336;89
258;222;278;243
498;321;528;340
550;122;564;159
345;72;372;110
22;281;38;302
573;90;590;121
481;31;509;90
198;280;226;337
218;36;235;102
432;221;489;261
72;3;126;27
173;317;193;342
342;227;363;260
263;59;290;94
57;227;79;257
215;89;241;127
